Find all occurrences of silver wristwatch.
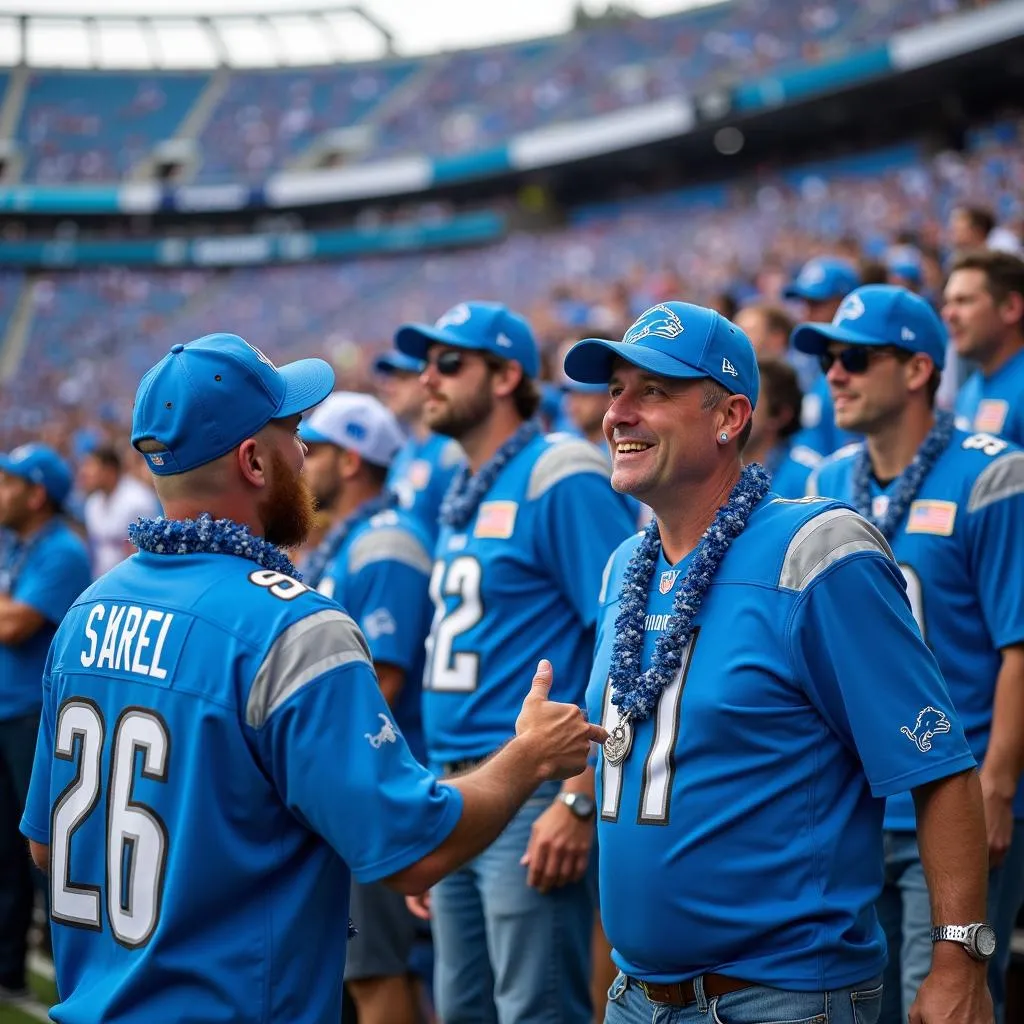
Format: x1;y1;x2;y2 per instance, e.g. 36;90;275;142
930;923;997;962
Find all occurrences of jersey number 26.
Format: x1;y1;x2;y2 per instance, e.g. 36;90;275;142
50;698;169;948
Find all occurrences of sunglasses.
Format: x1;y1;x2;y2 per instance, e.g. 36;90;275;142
818;346;905;375
427;350;500;377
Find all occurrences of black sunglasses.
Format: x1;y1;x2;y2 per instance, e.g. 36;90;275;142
426;350;469;377
818;346;907;375
427;349;502;377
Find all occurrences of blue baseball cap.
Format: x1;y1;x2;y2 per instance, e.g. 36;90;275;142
791;284;947;370
373;351;425;376
563;301;760;408
131;333;335;476
0;443;73;508
395;301;540;379
783;258;861;302
560;380;608;395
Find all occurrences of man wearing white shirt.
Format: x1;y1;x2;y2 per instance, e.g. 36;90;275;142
78;445;160;578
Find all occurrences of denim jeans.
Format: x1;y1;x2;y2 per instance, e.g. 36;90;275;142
430;779;594;1024
603;972;883;1024
877;824;1024;1024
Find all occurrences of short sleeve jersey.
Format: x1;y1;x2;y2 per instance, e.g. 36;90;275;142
21;550;461;1024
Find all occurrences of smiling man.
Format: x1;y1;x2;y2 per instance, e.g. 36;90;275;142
798;284;1024;1024
564;300;995;1024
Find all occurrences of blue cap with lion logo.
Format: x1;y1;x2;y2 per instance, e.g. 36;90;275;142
563;301;759;408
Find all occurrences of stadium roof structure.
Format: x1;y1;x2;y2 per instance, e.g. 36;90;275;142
0;5;398;69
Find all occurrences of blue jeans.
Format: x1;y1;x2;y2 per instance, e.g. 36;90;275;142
604;972;883;1024
430;779;593;1024
877;824;1024;1024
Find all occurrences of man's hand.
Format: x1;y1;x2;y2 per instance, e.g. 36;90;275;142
405;891;431;921
979;768;1014;867
514;660;607;782
909;946;993;1024
520;799;593;893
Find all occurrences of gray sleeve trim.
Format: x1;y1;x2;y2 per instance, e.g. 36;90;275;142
246;609;371;728
779;508;894;592
967;451;1024;513
526;440;611;500
347;527;433;576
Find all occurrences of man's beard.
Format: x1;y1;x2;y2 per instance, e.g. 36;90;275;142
258;449;317;549
425;386;494;439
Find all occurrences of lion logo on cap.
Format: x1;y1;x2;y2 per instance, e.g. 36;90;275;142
624;304;684;345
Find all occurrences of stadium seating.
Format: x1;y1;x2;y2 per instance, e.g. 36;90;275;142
18;71;209;182
0;0;967;184
2;112;1020;452
196;60;419;180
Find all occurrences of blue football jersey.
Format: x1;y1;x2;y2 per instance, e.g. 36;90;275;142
423;434;636;768
388;433;464;541
793;374;859;457
317;507;434;763
763;441;820;499
955;350;1024;446
0;519;91;720
589;497;974;988
20;550;462;1024
809;430;1024;825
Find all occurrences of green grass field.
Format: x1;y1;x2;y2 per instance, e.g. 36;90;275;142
0;955;57;1024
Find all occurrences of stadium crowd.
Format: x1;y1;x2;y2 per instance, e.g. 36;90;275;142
1;186;1023;1022
9;0;975;183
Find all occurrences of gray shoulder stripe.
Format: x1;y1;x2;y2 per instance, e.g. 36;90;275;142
247;609;370;728
527;441;611;500
440;440;465;469
779;508;894;592
347;527;433;576
968;451;1024;513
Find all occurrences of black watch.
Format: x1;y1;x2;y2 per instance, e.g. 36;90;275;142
558;792;596;820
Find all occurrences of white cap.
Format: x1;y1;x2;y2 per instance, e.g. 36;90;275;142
299;391;405;468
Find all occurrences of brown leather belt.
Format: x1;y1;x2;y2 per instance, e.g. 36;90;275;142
635;973;755;1007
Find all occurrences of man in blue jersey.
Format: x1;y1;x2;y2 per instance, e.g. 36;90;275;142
18;333;606;1024
394;301;637;1024
563;300;994;1024
298;390;436;1024
783;256;862;456
945;250;1024;446
0;444;90;1005
374;350;464;541
797;284;1024;1023
743;357;820;498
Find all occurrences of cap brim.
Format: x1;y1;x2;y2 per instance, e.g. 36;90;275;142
791;322;894;355
563;338;706;385
374;353;424;375
395;323;481;361
560;381;609;394
297;422;334;446
277;358;336;418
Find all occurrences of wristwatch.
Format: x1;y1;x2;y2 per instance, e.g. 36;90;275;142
558;792;596;821
930;923;997;962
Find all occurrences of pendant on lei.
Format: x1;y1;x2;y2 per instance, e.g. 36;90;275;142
604;463;771;765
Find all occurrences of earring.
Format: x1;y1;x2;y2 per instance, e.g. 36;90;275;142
719;432;729;443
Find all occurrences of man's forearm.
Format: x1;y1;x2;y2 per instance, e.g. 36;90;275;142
384;739;544;893
913;769;989;924
980;645;1024;795
561;763;594;797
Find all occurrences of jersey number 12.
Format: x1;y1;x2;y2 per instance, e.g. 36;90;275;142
50;698;169;948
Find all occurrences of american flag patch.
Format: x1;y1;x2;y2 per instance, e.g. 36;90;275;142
974;400;1009;435
407;460;432;490
906;499;957;537
474;501;518;539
